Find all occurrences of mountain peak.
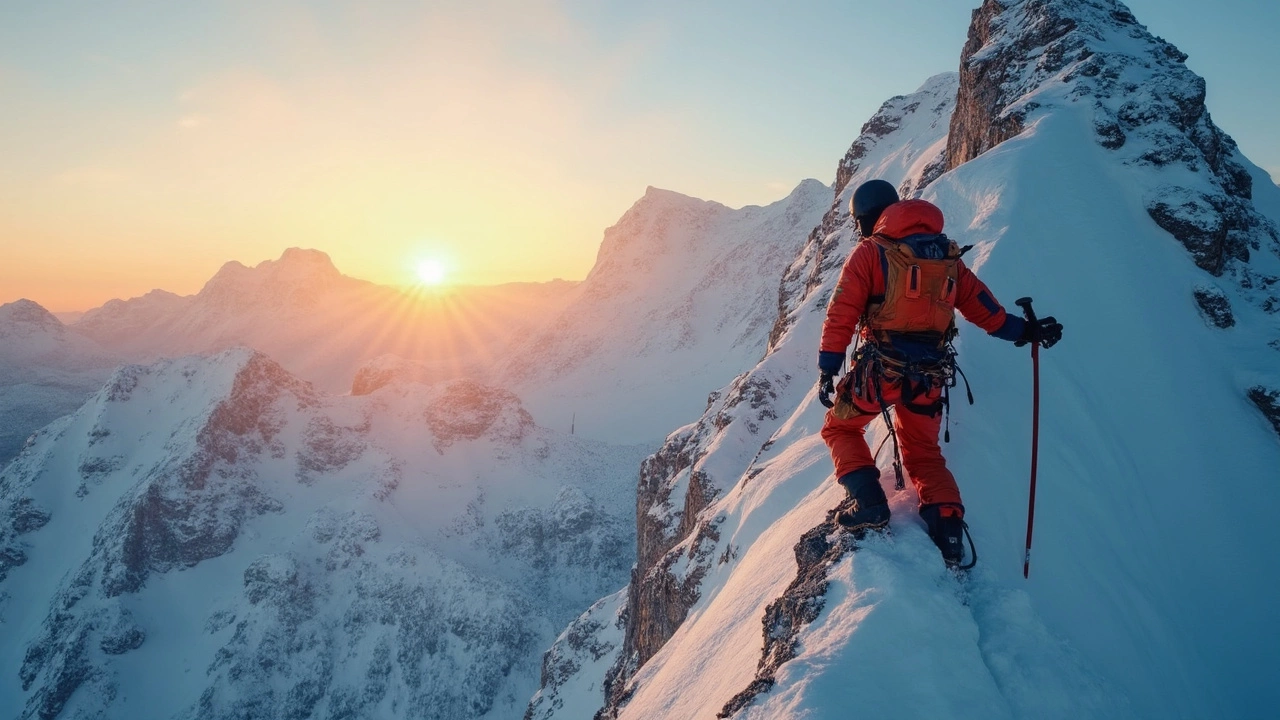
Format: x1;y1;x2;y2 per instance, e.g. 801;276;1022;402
946;0;1278;293
199;248;344;307
789;178;830;199
274;247;338;271
0;299;61;330
634;185;726;213
254;247;342;287
949;0;1212;171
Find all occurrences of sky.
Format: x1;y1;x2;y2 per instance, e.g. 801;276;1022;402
1;0;1278;311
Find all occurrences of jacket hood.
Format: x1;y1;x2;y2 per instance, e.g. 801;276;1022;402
874;199;944;238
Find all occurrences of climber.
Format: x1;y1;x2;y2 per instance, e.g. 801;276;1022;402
816;179;1062;567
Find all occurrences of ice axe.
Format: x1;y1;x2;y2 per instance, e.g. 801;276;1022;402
1015;296;1040;579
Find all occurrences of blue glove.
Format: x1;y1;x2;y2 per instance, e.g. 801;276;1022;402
818;351;845;376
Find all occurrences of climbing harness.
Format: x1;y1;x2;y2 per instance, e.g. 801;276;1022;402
837;331;975;492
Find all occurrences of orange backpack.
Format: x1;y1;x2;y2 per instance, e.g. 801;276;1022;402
862;234;963;340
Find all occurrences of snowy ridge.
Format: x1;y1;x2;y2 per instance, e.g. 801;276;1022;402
528;72;963;720
532;2;1280;718
0;349;648;720
507;180;830;443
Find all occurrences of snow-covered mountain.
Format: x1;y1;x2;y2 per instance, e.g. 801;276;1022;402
0;300;119;465
70;249;580;394
0;349;649;719
508;180;831;443
530;2;1280;718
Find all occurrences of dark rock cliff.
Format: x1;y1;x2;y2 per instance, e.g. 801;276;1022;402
945;0;1280;437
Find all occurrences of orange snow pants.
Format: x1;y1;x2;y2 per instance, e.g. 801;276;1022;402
820;373;963;507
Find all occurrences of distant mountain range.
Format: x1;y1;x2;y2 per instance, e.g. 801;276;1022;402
6;1;1280;718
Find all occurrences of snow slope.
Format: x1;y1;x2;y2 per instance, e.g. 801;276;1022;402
0;300;118;466
69;249;580;394
531;2;1280;718
0;349;648;720
508;180;831;444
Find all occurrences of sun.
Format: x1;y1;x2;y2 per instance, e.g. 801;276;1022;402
415;259;449;286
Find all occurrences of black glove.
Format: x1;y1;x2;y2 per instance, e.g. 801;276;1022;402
1015;315;1063;349
818;373;836;408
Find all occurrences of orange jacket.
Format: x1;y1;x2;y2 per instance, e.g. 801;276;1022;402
820;199;1016;355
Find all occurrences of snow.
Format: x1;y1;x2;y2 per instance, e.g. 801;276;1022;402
924;102;1280;718
6;2;1280;718
535;4;1280;716
0;350;649;719
0;299;119;465
507;179;831;444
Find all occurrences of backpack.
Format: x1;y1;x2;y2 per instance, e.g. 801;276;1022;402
862;233;966;342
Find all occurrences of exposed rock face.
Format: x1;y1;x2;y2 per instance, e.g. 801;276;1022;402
1193;286;1235;328
946;0;1280;433
350;354;434;396
2;348;644;720
1248;386;1280;439
425;379;534;450
525;591;629;720
947;0;1280;309
594;369;783;717
101;353;312;597
948;2;1022;170
717;505;861;718
768;73;958;352
10;351;310;719
555;76;957;720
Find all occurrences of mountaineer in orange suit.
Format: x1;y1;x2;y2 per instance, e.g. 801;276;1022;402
817;179;1062;567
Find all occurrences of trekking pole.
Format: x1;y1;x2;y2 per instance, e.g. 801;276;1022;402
1015;297;1040;579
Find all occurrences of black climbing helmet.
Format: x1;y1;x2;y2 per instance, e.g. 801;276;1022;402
850;179;900;234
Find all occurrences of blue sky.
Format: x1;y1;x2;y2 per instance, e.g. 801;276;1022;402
1;0;1277;309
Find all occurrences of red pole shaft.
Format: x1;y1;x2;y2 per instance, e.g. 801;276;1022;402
1023;342;1040;579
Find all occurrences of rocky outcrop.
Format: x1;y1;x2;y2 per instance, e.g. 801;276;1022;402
14;352;309;719
350;354;447;396
591;363;795;718
567;73;961;720
1248;386;1280;439
487;486;633;613
768;74;958;352
192;512;541;720
3;346;642;720
1193;286;1235;328
99;353;311;597
946;0;1280;319
525;591;629;720
946;1;1041;171
425;379;535;451
716;504;862;718
945;0;1280;434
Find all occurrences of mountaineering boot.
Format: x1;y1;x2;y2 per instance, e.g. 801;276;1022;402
835;467;890;532
920;503;966;566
